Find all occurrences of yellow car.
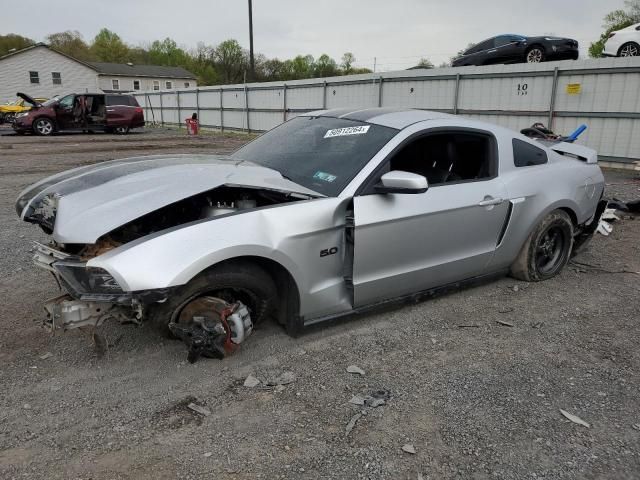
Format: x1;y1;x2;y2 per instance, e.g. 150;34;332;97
0;96;48;124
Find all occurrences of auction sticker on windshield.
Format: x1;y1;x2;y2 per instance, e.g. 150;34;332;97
313;171;337;182
324;125;370;138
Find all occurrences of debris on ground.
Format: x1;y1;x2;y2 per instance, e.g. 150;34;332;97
607;197;640;214
560;409;590;428
345;412;363;435
496;320;514;327
598;219;613;236
402;444;416;454
266;371;296;386
349;389;391;408
203;452;213;458
346;365;365;376
187;403;211;417
457;324;480;328
601;208;621;222
244;374;260;388
39;352;53;360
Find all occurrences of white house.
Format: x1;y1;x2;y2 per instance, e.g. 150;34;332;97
0;43;197;103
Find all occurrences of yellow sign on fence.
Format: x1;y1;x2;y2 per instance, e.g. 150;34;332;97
566;83;582;95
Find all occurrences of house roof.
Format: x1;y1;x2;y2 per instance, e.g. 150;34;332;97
0;43;196;80
0;43;98;70
89;62;197;79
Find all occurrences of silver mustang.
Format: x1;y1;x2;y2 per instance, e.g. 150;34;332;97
16;108;606;360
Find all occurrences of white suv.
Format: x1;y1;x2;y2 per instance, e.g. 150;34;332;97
603;23;640;57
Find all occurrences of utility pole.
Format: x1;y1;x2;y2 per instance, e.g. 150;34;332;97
373;57;377;73
248;0;255;81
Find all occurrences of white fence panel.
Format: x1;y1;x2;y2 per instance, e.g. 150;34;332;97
133;57;640;163
382;79;455;110
286;86;324;110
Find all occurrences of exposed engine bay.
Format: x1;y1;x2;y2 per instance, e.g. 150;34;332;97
56;186;301;258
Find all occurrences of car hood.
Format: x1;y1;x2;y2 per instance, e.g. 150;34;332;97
17;92;42;107
16;154;323;244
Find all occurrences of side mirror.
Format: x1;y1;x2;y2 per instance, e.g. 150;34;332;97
375;171;428;194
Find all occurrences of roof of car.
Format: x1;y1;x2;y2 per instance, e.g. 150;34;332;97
303;108;455;129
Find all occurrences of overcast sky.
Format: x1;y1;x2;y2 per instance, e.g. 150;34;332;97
2;0;625;69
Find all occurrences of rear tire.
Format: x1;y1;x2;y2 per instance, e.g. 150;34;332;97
510;210;573;282
147;261;278;338
526;46;545;63
618;42;640;57
33;117;55;136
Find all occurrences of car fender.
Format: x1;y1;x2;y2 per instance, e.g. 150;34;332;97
88;196;354;319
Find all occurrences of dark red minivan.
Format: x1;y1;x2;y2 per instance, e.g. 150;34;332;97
12;92;145;135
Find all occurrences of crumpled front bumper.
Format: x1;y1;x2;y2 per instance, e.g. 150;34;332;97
33;242;167;331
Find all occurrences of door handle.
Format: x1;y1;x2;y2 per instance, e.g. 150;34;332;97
478;197;504;206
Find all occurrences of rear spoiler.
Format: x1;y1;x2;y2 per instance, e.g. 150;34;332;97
550;142;598;164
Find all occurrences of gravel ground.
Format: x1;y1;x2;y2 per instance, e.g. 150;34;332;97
1;126;639;480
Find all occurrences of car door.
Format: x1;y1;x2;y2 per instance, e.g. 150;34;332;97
105;95;129;127
351;130;509;307
471;38;497;65
54;94;76;130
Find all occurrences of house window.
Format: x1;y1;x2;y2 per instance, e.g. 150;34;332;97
51;72;62;85
29;71;39;84
112;79;120;90
153;81;160;91
133;80;140;90
184;82;190;88
165;81;173;89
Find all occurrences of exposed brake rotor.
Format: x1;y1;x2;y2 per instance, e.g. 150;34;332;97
168;296;253;363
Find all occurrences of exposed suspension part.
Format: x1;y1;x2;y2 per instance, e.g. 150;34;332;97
168;297;253;363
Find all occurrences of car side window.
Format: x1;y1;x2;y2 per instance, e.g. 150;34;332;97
494;36;512;48
106;95;131;106
513;139;548;167
475;39;494;52
57;95;74;108
361;131;497;194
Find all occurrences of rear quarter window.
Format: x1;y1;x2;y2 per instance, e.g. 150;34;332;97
106;95;137;106
513;138;548;167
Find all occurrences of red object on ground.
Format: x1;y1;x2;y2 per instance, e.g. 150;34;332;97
185;118;199;135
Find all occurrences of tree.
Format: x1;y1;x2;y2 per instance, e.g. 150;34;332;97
290;54;315;79
90;28;130;62
148;38;189;66
314;54;339;77
341;52;356;74
214;39;248;83
350;67;373;74
589;0;640;57
415;57;434;69
0;34;35;57
46;31;91;61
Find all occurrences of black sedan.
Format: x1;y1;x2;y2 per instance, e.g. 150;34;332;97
452;35;578;67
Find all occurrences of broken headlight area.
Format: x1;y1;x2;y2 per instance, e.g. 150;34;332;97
54;262;124;296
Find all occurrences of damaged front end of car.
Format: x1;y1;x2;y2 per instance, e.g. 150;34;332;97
17;154;322;358
33;241;165;333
